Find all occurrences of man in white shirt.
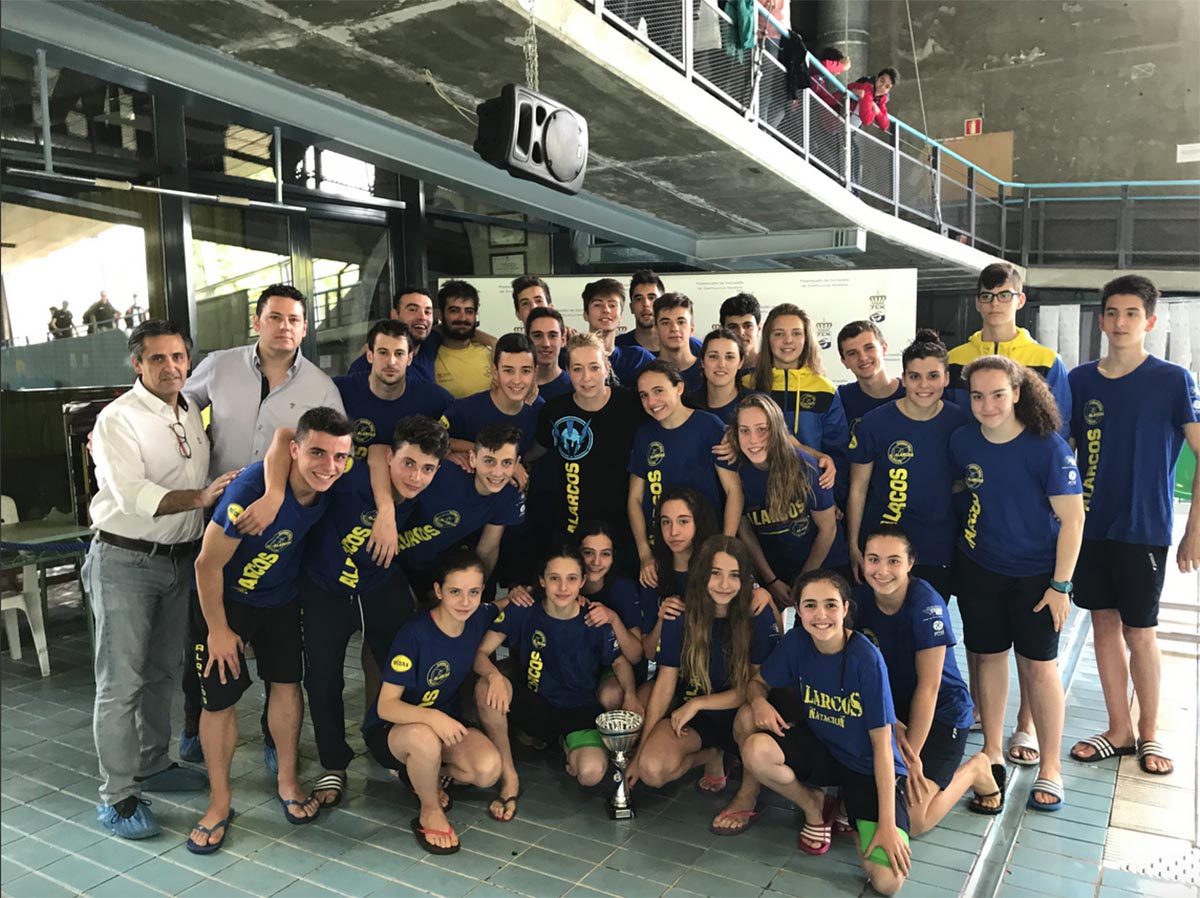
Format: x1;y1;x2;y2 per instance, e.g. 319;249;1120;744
180;284;345;769
85;320;239;840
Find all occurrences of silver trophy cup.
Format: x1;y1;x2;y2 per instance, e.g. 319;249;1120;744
595;710;644;820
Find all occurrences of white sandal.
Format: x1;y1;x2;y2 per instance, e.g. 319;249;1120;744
1006;729;1040;766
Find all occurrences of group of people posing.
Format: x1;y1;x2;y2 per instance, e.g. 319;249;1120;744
84;263;1199;896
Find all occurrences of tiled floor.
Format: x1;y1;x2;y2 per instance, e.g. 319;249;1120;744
2;556;1197;898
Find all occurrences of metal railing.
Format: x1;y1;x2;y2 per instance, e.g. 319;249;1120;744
580;0;1200;269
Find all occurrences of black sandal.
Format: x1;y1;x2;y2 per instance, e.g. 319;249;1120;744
968;763;1007;816
488;794;519;822
313;772;346;808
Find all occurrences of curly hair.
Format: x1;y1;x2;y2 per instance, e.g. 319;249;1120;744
963;355;1061;438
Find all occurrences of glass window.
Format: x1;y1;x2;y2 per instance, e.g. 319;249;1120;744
309;217;392;374
190;203;291;357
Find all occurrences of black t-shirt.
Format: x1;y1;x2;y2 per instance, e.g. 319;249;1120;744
535;388;646;541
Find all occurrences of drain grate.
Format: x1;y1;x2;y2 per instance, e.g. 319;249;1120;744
1104;825;1200;888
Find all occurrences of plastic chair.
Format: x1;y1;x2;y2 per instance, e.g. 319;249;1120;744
0;497;51;677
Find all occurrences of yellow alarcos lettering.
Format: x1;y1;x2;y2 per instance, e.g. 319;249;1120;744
647;469;663;507
1082;426;1101;511
397;524;442;552
564;462;581;533
881;467;907;524
963;493;982;549
236;552;280;592
419;688;440;708
527;650;544;692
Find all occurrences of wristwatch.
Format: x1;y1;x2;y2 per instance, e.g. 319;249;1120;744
1049;579;1073;595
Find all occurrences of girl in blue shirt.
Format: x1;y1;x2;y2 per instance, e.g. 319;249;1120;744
475;545;639;821
628;361;744;584
846;330;972;598
855;526;1005;829
736;570;910;895
950;356;1084;812
366;549;503;856
732;393;838;609
640;487;718;666
743;303;849;479
625;536;780;803
683;328;755;425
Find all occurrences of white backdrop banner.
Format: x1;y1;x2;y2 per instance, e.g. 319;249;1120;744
442;269;918;384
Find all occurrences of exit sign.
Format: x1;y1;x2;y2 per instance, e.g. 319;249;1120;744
965;117;983;136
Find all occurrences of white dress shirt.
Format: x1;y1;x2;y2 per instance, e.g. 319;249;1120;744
184;342;345;478
89;378;211;543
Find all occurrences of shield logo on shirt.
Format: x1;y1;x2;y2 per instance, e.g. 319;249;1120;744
361;510;377;527
799;393;816;410
353;418;376;445
265;530;294;552
887;440;915;466
965;464;984;489
647;442;666;467
427;661;451;686
532;629;547;649
1083;400;1104;426
433;510;461;529
226;504;244;524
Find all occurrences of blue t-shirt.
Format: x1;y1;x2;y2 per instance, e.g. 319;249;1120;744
761;628;905;776
852;578;973;730
678;361;706;396
658;605;780;698
739;448;834;581
628;410;729;530
640;568;688;635
491;602;620;709
363;603;498;733
684;388;760;426
586;575;644;633
213;462;327;608
301;461;417;596
608;344;655;390
838;381;905;443
396;464;525;572
848;401;972;566
347;329;440;383
1070;356;1200;547
334;372;453;464
441;390;544;456
615;332;703;357
538;371;574;402
948;426;1082;576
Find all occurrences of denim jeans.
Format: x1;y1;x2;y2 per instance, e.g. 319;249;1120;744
84;540;194;806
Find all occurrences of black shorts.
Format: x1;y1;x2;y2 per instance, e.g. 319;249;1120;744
1073;539;1168;629
190;596;302;712
508;685;603;746
686;708;737;754
771;714;910;835
953;551;1060;661
363;717;469;774
919;719;968;790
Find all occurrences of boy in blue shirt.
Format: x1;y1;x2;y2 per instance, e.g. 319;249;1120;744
720;292;762;374
336;320;454;467
187;407;352;854
1067;275;1200;776
837;320;904;442
654;293;704;394
526;307;573;401
347;286;438;384
397;421;527;599
582;277;654;388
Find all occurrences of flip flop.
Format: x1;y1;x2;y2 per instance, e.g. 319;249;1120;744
709;808;758;836
695;772;728;794
798;820;832;855
822;793;854;835
1026;777;1065;812
1136;739;1174;776
1071;735;1135;764
186;808;234;855
410;817;460;855
313;772;347;808
279;794;320;825
488;795;519;822
1006;729;1040;766
968;763;1007;816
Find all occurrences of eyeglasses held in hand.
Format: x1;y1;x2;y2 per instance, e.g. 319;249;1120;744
976;290;1019;304
169;421;192;459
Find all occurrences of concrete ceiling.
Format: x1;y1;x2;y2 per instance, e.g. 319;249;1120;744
50;0;998;289
0;203;113;267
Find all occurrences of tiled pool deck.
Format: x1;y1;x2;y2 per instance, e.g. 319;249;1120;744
2;550;1196;898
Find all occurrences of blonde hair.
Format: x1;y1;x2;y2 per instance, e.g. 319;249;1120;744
565;332;609;370
753;303;823;391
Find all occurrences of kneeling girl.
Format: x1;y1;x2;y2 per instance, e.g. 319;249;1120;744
364;549;504;856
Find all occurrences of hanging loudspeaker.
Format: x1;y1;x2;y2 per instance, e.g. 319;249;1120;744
474;84;588;196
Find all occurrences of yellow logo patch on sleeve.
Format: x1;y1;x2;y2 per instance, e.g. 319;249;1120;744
390;654;413;673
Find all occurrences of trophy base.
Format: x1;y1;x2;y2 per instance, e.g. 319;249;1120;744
606;797;635;821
